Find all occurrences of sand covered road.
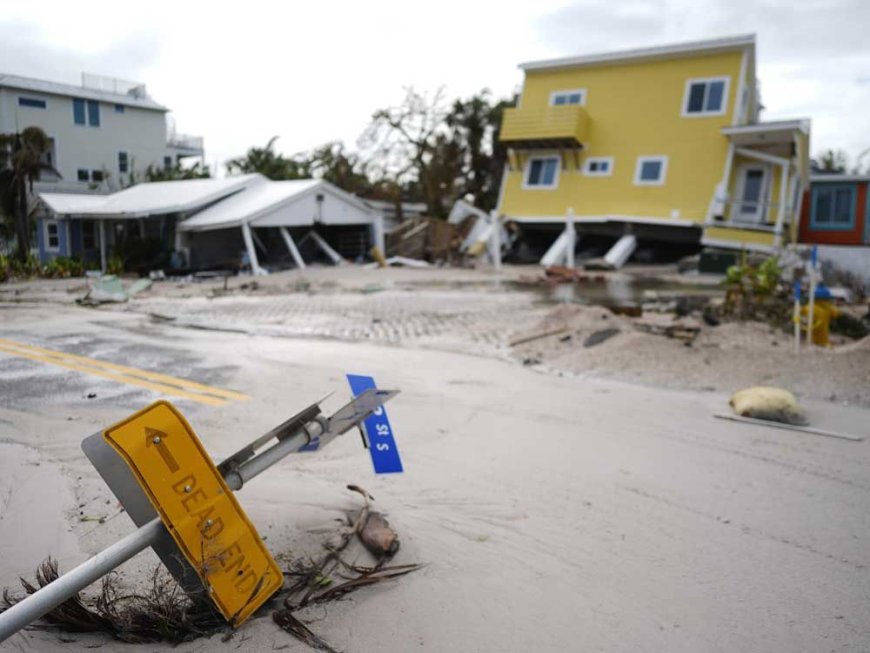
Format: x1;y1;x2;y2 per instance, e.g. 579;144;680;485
1;304;869;651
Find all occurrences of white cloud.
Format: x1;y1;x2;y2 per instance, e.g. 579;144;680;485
1;0;868;171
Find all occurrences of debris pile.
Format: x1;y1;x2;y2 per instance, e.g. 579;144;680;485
1;486;420;650
385;217;461;264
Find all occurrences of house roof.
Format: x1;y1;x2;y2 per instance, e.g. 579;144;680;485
722;119;811;136
40;174;262;219
0;73;168;111
177;178;377;232
810;174;870;183
519;34;755;72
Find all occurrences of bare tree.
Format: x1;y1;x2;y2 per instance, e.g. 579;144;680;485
360;87;461;217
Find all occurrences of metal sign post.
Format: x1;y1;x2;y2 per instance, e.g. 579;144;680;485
0;386;398;642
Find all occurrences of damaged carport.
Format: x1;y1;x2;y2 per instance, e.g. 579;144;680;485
176;178;385;274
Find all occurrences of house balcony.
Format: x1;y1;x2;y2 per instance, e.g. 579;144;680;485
166;133;204;158
499;105;588;150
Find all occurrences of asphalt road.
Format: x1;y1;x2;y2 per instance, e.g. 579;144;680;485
0;302;868;652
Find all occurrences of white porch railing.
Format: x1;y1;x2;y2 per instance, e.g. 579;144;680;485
706;196;795;232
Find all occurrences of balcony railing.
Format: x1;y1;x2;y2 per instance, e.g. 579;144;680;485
167;134;204;154
499;105;588;149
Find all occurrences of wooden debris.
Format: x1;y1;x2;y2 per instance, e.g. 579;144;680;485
385;217;460;263
633;316;701;341
509;327;569;347
607;305;643;318
544;266;580;283
713;413;863;442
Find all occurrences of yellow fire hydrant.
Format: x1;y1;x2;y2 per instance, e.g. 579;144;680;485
800;300;839;346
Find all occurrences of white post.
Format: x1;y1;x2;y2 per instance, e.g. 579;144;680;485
370;216;385;256
774;164;789;247
807;247;817;346
98;220;107;273
279;227;306;269
565;207;576;269
489;210;501;269
793;280;801;354
241;222;265;275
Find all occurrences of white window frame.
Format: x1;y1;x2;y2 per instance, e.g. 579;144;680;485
634;156;668;186
681;76;730;117
522;156;561;190
549;89;587;107
44;220;60;252
583;156;614;177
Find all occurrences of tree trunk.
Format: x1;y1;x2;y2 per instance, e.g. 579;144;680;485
14;177;30;262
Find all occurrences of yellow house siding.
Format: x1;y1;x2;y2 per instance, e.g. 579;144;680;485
704;226;775;247
500;50;745;223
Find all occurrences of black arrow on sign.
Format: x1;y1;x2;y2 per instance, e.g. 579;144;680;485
145;427;180;473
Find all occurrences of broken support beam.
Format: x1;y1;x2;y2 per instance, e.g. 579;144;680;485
279;227;306;269
309;231;345;265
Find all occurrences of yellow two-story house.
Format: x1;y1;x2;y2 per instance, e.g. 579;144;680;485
497;34;810;262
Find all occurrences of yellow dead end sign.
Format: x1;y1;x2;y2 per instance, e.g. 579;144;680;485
103;400;282;625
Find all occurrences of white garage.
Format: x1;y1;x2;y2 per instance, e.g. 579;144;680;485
176;175;384;274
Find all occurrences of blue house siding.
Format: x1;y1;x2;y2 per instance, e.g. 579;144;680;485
36;218;71;262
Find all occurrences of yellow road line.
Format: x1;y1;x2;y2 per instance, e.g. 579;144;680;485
0;337;249;401
0;339;248;406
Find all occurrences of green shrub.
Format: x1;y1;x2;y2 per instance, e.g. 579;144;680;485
107;255;125;275
42;256;85;278
722;253;789;325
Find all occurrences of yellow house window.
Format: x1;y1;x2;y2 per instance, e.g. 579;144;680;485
682;77;729;117
584;157;614;177
634;156;668;186
549;89;586;106
524;156;560;189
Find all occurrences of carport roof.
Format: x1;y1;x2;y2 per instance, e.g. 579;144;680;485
176;178;376;232
39;174;263;219
177;179;321;232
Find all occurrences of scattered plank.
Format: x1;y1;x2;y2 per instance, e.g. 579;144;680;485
713;413;863;442
508;327;569;347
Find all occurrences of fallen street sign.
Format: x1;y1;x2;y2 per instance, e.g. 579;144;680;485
102;400;282;626
347;374;404;474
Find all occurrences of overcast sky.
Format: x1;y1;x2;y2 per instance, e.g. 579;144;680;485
2;0;868;173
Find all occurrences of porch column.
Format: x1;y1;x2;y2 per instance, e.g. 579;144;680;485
565;207;575;269
712;143;736;223
774;164;790;247
98;220;107;273
279;227;306;269
241;222;265;275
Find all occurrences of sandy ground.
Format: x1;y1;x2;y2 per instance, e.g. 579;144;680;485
0;269;869;651
510;304;870;409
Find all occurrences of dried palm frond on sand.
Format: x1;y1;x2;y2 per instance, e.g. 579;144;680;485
2;485;420;650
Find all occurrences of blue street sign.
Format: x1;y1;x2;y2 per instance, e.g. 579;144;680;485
347;374;404;474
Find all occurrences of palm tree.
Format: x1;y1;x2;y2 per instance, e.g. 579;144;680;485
226;136;311;180
0;126;59;261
